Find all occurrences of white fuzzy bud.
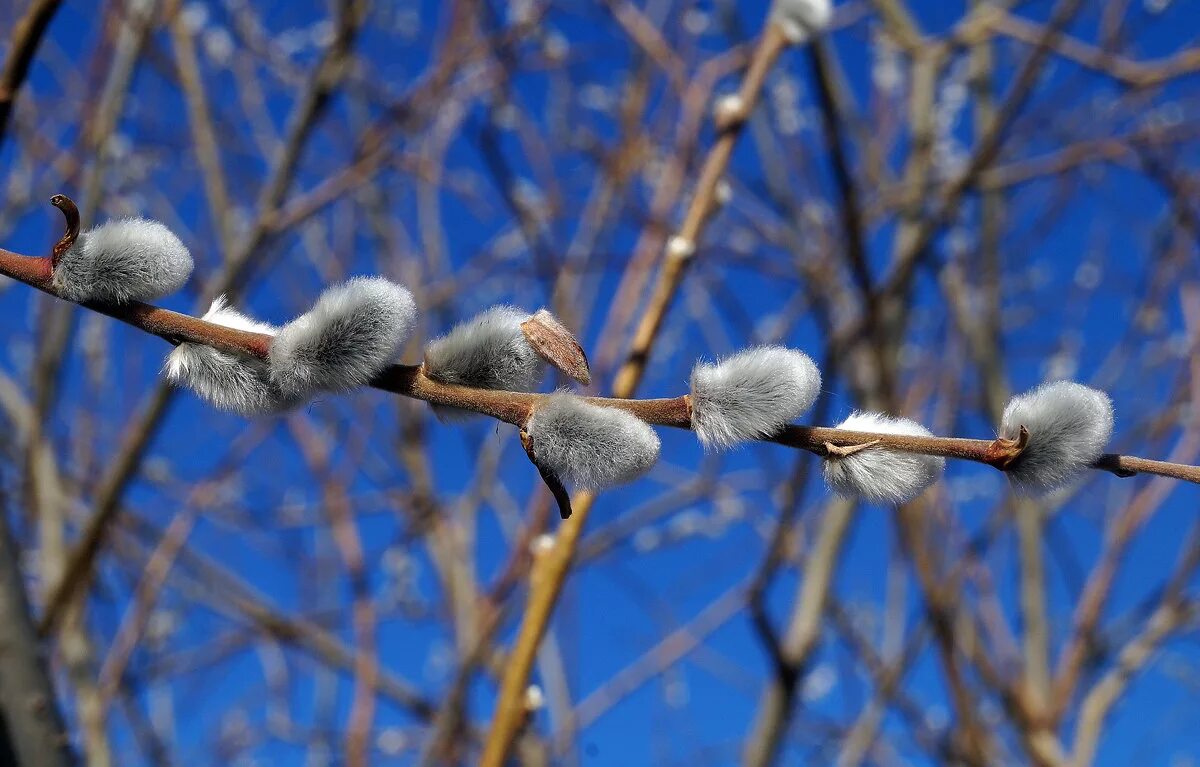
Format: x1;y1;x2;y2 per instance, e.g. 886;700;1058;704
689;346;821;449
999;381;1113;492
666;236;696;260
270;277;416;396
53;218;193;303
424;305;543;391
526;394;660;489
424;305;544;421
530;533;555;555
715;179;733;206
713;94;746;126
822;412;945;505
164;297;303;415
770;0;832;44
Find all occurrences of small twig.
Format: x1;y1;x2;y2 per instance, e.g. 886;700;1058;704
0;0;64;148
48;194;80;268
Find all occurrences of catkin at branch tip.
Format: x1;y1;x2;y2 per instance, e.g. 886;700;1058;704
53;218;193;303
689;345;821;450
270;277;416;396
822;411;945;505
164;296;302;416
1000;380;1113;493
526;394;660;489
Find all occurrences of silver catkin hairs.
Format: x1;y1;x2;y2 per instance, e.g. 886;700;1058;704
52;218;193;303
423;305;547;420
270;277;417;398
999;381;1114;493
689;345;821;449
164;296;303;415
524;394;660;490
821;412;945;505
424;305;545;392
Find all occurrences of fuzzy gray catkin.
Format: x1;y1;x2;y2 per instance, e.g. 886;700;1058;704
822;412;945;505
689;345;821;449
270;277;416;397
999;381;1114;492
424;305;543;390
53;218;193;303
423;305;544;420
164;297;302;415
526;394;660;489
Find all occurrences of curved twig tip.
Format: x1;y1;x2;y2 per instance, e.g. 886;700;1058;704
49;193;80;267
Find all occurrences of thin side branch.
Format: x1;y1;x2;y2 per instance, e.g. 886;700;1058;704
0;0;63;147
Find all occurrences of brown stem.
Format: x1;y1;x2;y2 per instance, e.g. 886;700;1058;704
1090;453;1200;483
0;501;74;766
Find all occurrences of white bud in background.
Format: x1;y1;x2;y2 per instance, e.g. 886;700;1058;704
689;346;821;449
666;236;695;260
270;277;416;396
530;533;555;555
713;94;746;126
771;0;833;44
53;218;193;303
524;685;545;712
822;412;945;505
715;178;733;207
999;381;1113;492
526;394;660;489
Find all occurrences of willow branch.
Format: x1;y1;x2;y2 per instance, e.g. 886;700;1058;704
2;243;1198;487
